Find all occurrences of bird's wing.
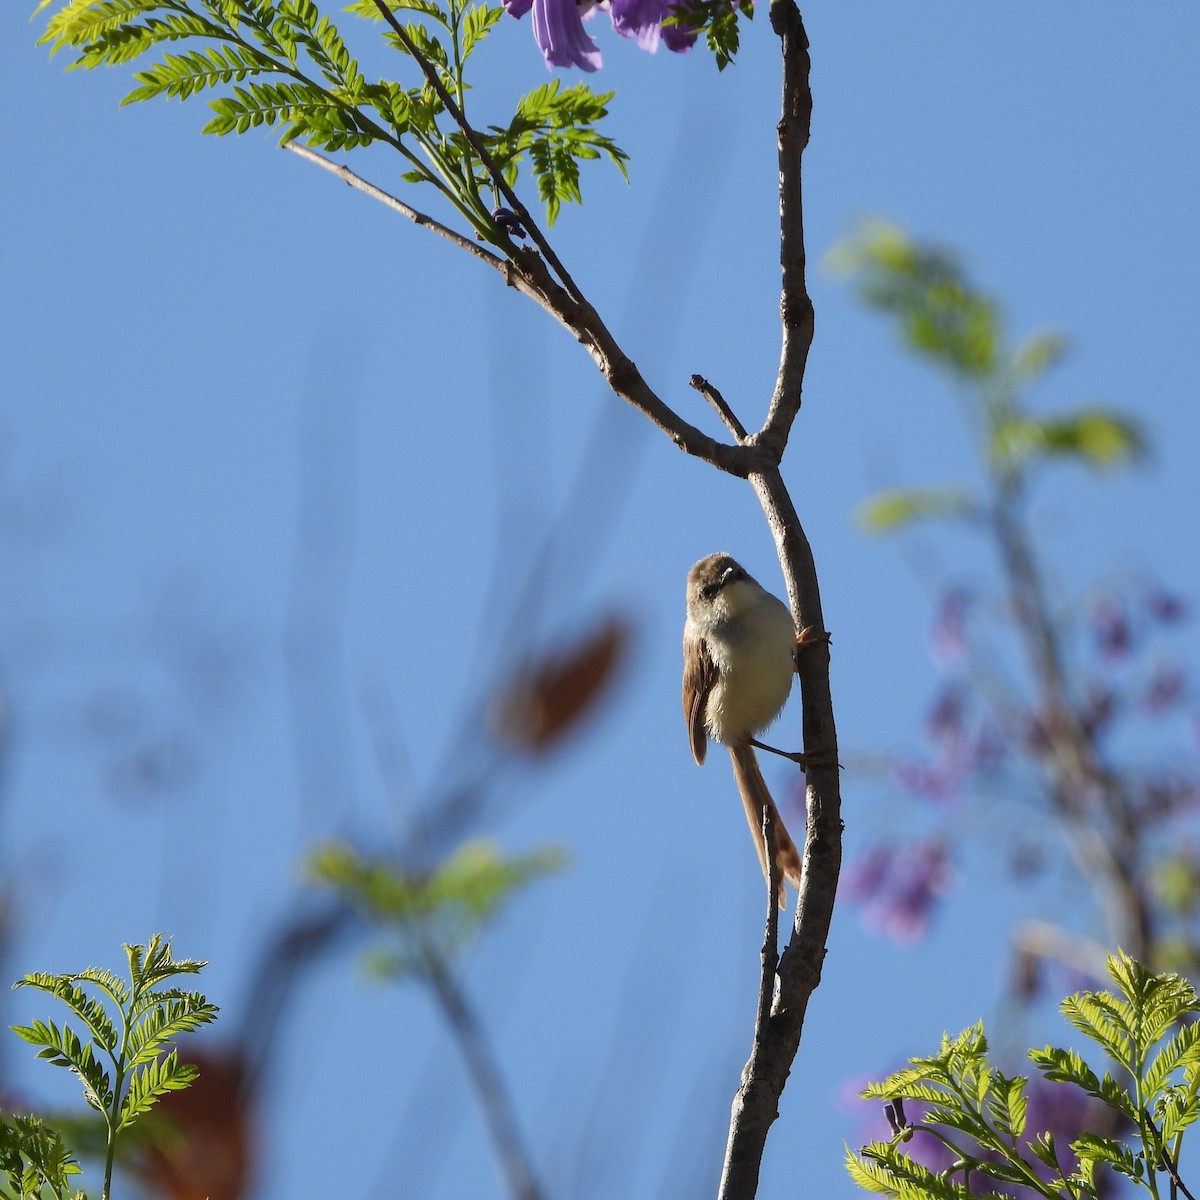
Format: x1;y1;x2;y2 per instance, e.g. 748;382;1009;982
682;628;715;766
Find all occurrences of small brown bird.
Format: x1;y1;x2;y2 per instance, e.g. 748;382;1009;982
682;553;804;909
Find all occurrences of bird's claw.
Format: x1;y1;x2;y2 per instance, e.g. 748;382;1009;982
749;738;839;773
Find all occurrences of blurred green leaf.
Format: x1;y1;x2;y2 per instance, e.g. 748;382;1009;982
309;838;566;973
991;408;1144;470
856;486;976;534
828;221;1000;379
1010;329;1068;382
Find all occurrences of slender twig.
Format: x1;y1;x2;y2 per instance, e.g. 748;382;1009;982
1144;1109;1197;1200
424;949;546;1200
284;141;503;267
361;0;784;475
758;806;781;1034
756;0;815;463
691;374;748;441
289;137;765;476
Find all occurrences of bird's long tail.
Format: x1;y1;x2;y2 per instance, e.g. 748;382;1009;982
729;743;803;910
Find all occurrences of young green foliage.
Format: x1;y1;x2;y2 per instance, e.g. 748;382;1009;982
308;838;565;978
34;0;630;236
0;1114;84;1200
831;222;1144;536
11;934;218;1200
666;0;752;70
848;952;1200;1199
485;81;628;225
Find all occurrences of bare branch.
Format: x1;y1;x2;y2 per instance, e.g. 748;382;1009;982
756;0;814;464
425;951;546;1200
717;6;843;1191
758;807;781;1035
291;41;768;476
284;141;504;268
691;374;748;441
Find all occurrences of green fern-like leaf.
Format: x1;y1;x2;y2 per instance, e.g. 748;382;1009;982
15;977;120;1052
459;2;502;58
661;0;751;70
202;79;374;148
39;0;160;53
853;1141;977;1199
71;10;228;67
1073;1132;1144;1181
486;81;627;225
985;1072;1027;1140
345;0;449;24
1062;992;1134;1070
276;0;358;85
1144;1021;1200;1100
127;993;220;1064
124;43;273;103
843;1143;904;1195
118;1048;199;1130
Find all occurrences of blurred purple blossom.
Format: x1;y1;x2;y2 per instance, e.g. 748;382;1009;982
894;686;1005;804
1091;596;1132;661
930;586;971;665
503;0;694;70
967;721;1006;771
843;840;952;942
1141;662;1186;715
890;758;964;804
1139;774;1200;819
1145;586;1187;625
925;682;966;745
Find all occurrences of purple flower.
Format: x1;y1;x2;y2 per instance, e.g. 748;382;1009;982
1091;596;1132;661
609;0;696;50
843;840;953;943
1139;774;1200;818
504;0;694;68
924;682;965;746
1146;586;1187;625
659;3;698;51
504;0;603;71
609;0;666;48
1142;662;1186;715
891;758;964;804
956;720;1005;774
930;587;971;665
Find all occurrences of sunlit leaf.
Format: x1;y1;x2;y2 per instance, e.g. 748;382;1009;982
856;486;976;533
1010;329;1068;381
991;408;1144;470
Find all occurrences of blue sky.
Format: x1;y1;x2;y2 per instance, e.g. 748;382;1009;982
3;2;1199;1197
